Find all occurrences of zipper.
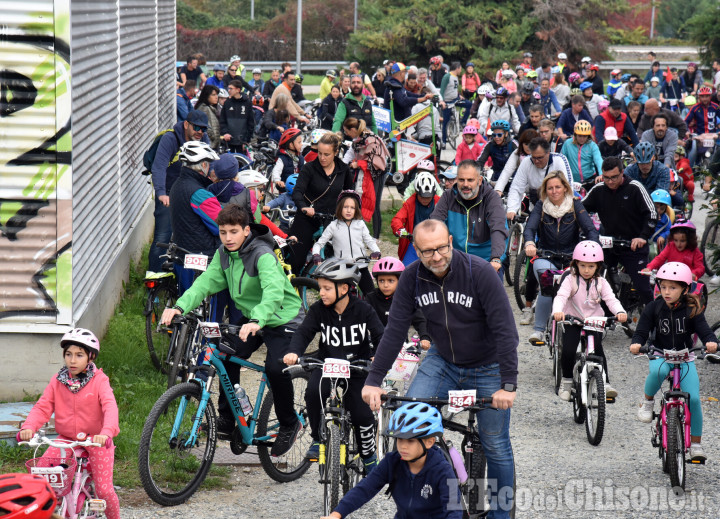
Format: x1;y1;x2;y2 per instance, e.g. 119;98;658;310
345;222;355;258
458;196;483;253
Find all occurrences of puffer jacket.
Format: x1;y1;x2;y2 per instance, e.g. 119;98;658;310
169;166;222;256
196;102;221;149
523;198;598;255
311;219;380;259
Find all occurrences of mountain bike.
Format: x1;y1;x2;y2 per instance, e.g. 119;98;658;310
284;357;371;515
20;432;110;518
636;345;719;494
138;317;311;506
504;213;528;287
273;235;319;313
561;315;623;446
381;393;516;519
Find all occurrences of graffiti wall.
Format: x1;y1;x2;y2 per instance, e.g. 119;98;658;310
0;2;73;324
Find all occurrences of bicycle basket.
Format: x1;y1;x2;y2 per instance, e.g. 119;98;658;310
539;269;565;297
26;456;76;497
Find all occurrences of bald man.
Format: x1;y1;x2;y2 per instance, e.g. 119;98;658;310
638;98;687;138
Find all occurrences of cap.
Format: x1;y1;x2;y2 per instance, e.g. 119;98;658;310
650;76;660;83
186;110;209;128
609;99;623;110
252;67;262;74
213;63;225;71
558;52;567;60
391;62;406;74
211;154;240;180
466;62;475;68
603;127;618;140
581;56;592;63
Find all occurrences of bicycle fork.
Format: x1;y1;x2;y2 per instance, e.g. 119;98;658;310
170;384;211;450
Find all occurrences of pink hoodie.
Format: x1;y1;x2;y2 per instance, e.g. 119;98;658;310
552;274;625;319
22;368;120;439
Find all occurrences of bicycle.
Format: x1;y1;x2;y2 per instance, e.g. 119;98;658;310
513;249;571;312
635;345;720;493
144;244;180;373
381;393;516;519
284;357;371;515
561;315;623;446
504;211;529;287
20;432;110;518
700;216;720;276
272;235;320;313
138;317;311;505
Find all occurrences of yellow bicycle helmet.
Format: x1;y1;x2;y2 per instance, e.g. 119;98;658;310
574;120;592;136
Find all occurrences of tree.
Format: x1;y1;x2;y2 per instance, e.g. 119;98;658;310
687;2;720;65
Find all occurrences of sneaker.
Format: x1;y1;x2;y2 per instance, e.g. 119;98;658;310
271;420;302;457
637;399;654;423
528;330;545;345
519;307;534;325
690;443;707;462
605;383;618;399
363;453;378;475
217;415;236;440
709;275;720;287
558;378;572;401
305;441;320;461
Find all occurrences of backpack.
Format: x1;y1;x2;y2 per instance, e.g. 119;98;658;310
141;129;181;176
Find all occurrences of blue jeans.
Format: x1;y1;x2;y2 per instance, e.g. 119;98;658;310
407;349;514;519
532;259;557;333
148;199;172;272
645;359;702;436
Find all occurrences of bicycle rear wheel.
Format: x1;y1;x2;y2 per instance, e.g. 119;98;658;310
167;322;190;389
257;369;312;482
700;219;720;276
464;435;487;516
584;369;605;446
552;322;563;395
138;382;217;506
513;251;529;310
146;284;177;373
447;115;459;150
505;223;523;287
323;423;342;515
666;406;686;493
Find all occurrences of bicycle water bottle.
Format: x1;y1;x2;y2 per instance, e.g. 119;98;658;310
234;384;253;416
447;445;468;484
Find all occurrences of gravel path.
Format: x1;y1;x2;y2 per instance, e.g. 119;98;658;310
121;184;720;518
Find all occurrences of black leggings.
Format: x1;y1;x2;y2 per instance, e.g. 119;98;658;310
288;212;322;274
306;370;377;458
561;324;609;381
371;173;387;239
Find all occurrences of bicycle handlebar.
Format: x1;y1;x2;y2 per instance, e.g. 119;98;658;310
157;242;192;256
281;356;371;374
380;393;494;410
18;433;111;449
171;314;242;335
636;345;720;362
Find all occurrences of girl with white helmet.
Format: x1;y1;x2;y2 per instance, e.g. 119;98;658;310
552;241;627;401
19;328;120;519
630;262;718;462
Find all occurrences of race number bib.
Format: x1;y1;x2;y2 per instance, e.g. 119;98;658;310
322;358;350;378
199;322;222;338
184;253;209;271
448;389;476;413
703;139;715;148
583;317;607;332
31;467;65;488
599;236;613;248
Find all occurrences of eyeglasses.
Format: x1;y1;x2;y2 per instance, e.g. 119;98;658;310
530;154;548;162
418;243;451;258
192;124;206;132
492;133;505;138
229;68;237;72
602;173;622;181
349;74;363;79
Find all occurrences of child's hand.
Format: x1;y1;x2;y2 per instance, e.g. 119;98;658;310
161;308;181;326
19;429;34;441
420;339;431;350
616;312;628;323
553;312;565;322
276;181;285;189
92;434;108;447
283;353;298;366
657;237;665;248
262;205;270;212
706;342;718;354
630;343;642;355
370;251;381;260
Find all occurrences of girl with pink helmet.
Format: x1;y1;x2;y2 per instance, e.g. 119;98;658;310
552;241;627;402
630;262;718;462
643;219;705;281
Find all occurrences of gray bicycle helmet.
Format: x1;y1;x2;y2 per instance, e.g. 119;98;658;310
312;258;361;285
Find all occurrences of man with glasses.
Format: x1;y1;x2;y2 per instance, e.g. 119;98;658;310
148;110;211;273
220;80;255;153
362;218;518;519
582;156;657;303
268;69;309;124
505;137;573;221
332;74;378;134
478;87;521;135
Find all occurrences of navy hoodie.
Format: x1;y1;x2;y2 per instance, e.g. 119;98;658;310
631;297;715;350
366;250;519;388
150;120;210;197
334;447;462;518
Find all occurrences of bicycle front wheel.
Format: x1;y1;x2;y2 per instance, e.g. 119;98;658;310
138;382;217;506
552;321;563;394
666;406;686;493
167;322;190;389
505;223;523;287
323;423;342;515
146;284;177;373
465;435;488;516
513;250;529;310
447;116;459;150
584;369;605;446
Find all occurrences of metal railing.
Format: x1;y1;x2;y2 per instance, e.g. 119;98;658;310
195;60;349;73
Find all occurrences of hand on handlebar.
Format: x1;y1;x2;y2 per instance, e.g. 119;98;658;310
362;385;387;412
19;429;34;441
161;308;181;326
616;312;628;323
630;237;646;251
92;434;109;447
506;211;516;221
492;388;516;410
283;353;299;366
239;322;261;341
370;251;382;260
302;207;315;217
629;343;642;355
553;312;565;322
525;243;537;257
158;195;170;207
707;342;718;354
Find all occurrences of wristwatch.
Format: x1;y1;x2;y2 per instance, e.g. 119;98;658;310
502;383;517;392
491;258;502;264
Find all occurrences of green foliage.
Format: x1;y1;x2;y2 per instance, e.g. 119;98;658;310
656;0;713;40
177;1;220;30
607;26;651;46
687;2;720;66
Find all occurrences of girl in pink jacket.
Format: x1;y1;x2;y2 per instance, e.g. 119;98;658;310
644;220;705;281
20;328;120;519
552;241;627;402
455;125;485;164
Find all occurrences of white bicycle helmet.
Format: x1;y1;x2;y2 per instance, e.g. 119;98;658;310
229;55;241;63
179;141;219;164
417;159;435;172
61;328;100;356
238;169;268;188
218;88;229;98
477;83;493;96
311;129;330;144
415;171;436;197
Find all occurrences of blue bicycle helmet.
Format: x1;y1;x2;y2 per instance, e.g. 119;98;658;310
651;189;671;206
285;173;298;195
621;73;631;82
579;81;593;91
383;402;444;439
490;119;511;132
634;142;656;164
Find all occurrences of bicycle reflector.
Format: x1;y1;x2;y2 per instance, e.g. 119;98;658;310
144;280;157;288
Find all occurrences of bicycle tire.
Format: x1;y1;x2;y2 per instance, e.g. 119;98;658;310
376;399;395;460
138;382;217;506
700;219;720;276
323;423;342;515
572;374;585;424
657;412;669;473
505;223;523;287
167;322;190;389
513;250;529;310
146;284;177;373
666;406;686;492
465;435;487;516
342;423;362;496
584;369;605;446
447;116;459;150
291;276;320;313
256;369;312;483
552;323;563;395
708;321;720;364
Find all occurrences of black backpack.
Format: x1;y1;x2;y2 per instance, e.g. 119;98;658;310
141;129;181;176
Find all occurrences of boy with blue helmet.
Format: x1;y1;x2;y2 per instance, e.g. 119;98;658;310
650;189;672;249
322;402;462;519
262;173;298;232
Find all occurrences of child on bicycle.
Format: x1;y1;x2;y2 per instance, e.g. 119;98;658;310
19;329;120;519
552;241;627;402
262;172;298;233
391;174;442;266
283;258;384;472
630;262;718;462
674;145;694;203
320;402;462;519
311;190;381;295
365;257;432;349
643;220;705;281
455;125;484;164
650;189;673;250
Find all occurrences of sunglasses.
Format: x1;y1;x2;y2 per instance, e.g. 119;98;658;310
229;68;237;72
192;124;206;132
350;74;363;79
492;133;505;138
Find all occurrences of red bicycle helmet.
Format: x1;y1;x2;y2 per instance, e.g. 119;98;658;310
698;85;712;96
0;473;56;518
278;128;302;149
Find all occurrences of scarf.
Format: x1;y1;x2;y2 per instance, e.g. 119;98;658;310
57;362;96;394
542;194;574;219
208;179;245;204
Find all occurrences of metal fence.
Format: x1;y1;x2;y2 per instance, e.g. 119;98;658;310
201;60;349;73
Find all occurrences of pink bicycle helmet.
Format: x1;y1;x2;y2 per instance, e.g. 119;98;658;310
598;99;610;112
467;118;481;129
462;125;478;135
670;219;696;232
337;189;362;209
372;257;405;277
568;72;581;84
656;262;693;286
572;240;604;262
417;159;435;171
60;328;100;356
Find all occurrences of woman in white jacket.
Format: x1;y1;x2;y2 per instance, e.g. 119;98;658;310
311;190;381;295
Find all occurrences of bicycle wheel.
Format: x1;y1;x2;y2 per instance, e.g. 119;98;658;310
700;219;720;276
376;395;396;460
323;423;342;516
167;322;190;389
291;277;320;313
257;369;312;482
342;423;363;495
464;435;487;516
138;382;217;506
552;323;563;395
572;375;585;424
513;250;529;310
505;223;523;287
146;284;177;373
666;406;686;493
657;412;669;473
447;115;459;150
584;369;606;446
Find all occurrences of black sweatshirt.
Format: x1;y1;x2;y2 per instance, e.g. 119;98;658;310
365;291;431;341
288;296;385;364
631;297;715;350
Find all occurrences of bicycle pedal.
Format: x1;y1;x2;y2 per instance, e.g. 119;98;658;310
88;499;106;512
606;397;616;404
690;458;706;465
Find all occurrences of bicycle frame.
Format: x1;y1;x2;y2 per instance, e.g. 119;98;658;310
658;363;692;453
576;329;605;407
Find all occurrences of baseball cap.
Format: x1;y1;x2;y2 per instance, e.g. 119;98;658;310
650;76;660;83
213;63;225;71
558;52;567;60
391;62;406;74
186;110;209;128
603;127;618;141
609;99;623;110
